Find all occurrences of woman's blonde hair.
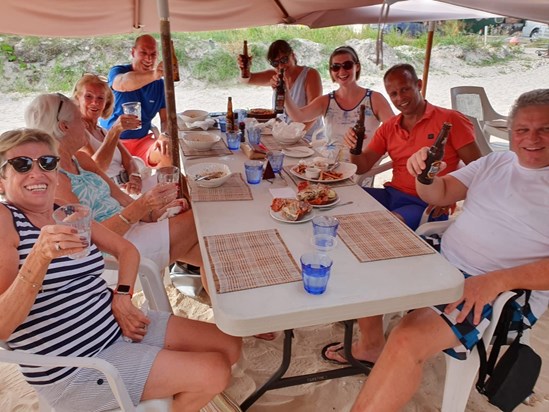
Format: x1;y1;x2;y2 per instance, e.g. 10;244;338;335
72;73;114;119
0;128;58;175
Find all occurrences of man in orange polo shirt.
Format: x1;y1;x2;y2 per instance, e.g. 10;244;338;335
100;34;171;168
344;63;481;230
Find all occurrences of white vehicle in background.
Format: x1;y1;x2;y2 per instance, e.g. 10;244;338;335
521;20;549;40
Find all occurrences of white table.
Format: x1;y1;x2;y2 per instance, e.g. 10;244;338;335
181;130;464;409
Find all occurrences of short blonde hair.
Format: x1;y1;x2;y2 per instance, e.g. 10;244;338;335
72;73;114;119
0;128;58;172
25;93;75;140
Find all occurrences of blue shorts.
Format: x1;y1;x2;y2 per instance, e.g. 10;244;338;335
364;186;448;230
431;274;537;360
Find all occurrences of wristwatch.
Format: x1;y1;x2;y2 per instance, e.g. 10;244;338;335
114;284;132;297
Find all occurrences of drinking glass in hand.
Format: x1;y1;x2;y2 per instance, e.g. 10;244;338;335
52;204;92;259
157;166;179;184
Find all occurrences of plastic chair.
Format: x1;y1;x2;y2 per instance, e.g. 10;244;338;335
450;86;507;123
0;257;174;411
415;221;520;412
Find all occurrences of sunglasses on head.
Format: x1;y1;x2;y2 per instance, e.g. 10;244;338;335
0;156;60;174
270;55;290;68
330;61;356;72
82;72;108;82
55;93;68;122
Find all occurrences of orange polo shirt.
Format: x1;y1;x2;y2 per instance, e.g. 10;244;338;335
367;102;475;196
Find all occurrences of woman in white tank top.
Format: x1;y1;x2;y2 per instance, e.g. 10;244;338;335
285;46;394;160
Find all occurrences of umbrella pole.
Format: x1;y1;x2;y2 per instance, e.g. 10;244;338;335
421;21;436;98
159;19;189;200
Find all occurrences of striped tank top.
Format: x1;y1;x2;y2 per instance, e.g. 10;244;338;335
5;203;121;386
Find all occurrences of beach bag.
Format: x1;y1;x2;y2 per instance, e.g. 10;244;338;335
476;290;541;412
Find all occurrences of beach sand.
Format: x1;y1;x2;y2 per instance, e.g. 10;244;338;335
1;49;549;411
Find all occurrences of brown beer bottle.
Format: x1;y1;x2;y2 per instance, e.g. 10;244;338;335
241;40;251;79
417;122;452;185
226;97;235;132
274;69;285;114
350;104;366;155
170;40;180;82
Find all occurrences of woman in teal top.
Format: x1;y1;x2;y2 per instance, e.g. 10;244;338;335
24;93;203;277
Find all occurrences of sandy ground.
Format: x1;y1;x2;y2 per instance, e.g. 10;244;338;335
1;50;549;411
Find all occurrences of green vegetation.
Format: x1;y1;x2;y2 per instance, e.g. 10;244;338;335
0;23;530;93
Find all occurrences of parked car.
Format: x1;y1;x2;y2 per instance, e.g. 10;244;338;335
521;20;549;40
385;22;426;37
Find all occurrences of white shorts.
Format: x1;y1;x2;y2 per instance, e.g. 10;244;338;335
125;219;170;268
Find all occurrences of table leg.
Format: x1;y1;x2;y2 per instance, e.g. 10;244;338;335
240;322;372;410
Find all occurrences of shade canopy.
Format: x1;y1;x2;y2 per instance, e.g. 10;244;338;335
1;0;547;37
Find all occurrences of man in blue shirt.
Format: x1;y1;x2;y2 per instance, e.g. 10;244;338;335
100;34;171;167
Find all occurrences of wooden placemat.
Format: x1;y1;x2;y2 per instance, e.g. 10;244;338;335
335;210;435;262
204;229;301;293
180;138;233;157
282;165;357;188
188;173;253;201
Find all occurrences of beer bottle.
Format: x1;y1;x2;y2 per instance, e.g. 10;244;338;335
240;40;251;79
350;104;366;155
417;122;452;185
226;97;235;132
274;69;285;114
170;40;180;82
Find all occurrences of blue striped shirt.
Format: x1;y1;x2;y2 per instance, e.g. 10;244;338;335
5;203;121;385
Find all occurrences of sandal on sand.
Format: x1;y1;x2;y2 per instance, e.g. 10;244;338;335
200;391;242;412
321;342;375;367
254;332;277;341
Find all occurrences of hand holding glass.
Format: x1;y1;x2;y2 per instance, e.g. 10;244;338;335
157;166;179;184
121;102;141;130
52;204;92;259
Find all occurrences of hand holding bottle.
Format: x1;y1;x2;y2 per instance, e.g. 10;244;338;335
407;147;447;179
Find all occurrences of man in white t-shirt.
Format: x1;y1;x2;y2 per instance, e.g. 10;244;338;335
350;89;549;412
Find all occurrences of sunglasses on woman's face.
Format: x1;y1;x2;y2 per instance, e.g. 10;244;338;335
0;156;60;174
330;61;355;72
270;55;290;68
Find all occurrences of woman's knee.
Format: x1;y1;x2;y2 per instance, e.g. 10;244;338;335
206;353;233;394
226;336;242;365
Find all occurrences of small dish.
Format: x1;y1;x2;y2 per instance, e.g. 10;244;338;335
305;167;320;179
269;208;315;224
181;132;221;151
186;162;231;188
282;147;314;158
179;109;209;124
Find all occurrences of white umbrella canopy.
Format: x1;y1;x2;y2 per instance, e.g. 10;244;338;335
2;0;541;37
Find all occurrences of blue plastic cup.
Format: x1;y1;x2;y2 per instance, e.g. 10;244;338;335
217;118;227;132
312;216;340;237
244;160;264;184
248;126;262;145
226;132;240;151
267;150;285;173
300;252;333;295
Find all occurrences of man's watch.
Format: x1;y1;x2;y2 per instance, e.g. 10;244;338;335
114;284;132;297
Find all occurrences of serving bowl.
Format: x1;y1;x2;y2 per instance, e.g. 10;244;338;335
179;109;209;124
181;132;221;151
186;162;231;188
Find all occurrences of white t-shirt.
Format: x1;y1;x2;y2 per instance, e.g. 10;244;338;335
86;129;124;179
442;151;549;318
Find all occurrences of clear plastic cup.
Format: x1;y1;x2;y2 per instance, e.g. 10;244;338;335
52;204;92;259
312;215;340;237
156;166;179;184
121;102;141;130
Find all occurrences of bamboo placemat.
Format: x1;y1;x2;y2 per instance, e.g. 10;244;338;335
188;173;253;202
204;229;301;293
282;165;357;188
335;210;435;262
180;138;232;157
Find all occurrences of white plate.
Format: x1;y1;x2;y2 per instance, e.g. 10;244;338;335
282;147;314;158
308;195;341;209
269;208;315;224
290;162;357;183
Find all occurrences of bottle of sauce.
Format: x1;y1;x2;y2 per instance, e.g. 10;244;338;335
350;104;366;155
226;97;235;132
417;122;452;185
170;40;180;82
274;69;285;114
239;121;246;142
240;40;251;79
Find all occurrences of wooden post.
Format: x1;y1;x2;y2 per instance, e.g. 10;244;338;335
421;21;436;98
159;19;189;200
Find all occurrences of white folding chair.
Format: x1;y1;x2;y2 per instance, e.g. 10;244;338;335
450;86;507;123
416;221;521;412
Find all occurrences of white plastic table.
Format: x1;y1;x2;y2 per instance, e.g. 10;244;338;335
181;130;464;410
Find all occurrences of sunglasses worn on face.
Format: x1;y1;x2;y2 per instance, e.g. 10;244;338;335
270;56;289;68
0;156;60;174
330;61;355;72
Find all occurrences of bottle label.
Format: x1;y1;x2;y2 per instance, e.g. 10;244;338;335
426;160;442;178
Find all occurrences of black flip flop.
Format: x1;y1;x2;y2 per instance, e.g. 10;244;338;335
321;342;375;368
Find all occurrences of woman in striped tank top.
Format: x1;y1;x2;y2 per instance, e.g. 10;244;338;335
0;129;241;411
